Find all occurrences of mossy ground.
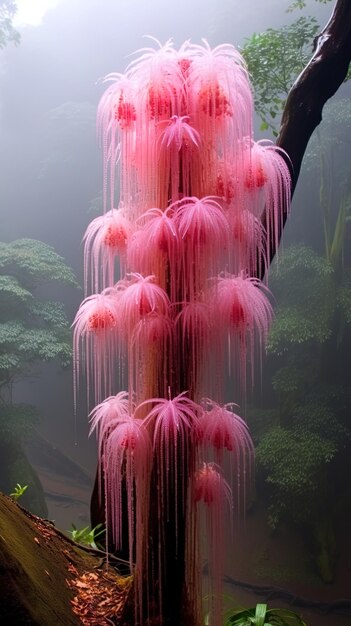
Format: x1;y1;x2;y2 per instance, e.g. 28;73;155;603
0;493;130;625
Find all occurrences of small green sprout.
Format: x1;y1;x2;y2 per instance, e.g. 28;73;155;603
10;483;29;501
224;602;307;626
69;523;105;549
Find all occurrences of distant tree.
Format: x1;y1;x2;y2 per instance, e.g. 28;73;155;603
0;238;78;514
0;238;77;400
0;0;20;49
243;17;319;134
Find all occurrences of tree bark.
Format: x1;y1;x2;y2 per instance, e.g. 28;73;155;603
262;0;351;268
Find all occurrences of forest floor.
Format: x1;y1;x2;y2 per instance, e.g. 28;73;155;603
25;436;351;626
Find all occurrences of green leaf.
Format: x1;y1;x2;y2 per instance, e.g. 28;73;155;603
254;604;267;626
0;239;78;289
242;17;319;131
0;275;33;304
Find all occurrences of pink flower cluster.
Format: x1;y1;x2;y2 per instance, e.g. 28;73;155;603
73;38;291;626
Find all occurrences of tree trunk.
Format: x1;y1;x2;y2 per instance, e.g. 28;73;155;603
261;0;351;272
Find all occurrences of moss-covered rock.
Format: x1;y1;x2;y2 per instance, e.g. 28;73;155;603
0;493;131;625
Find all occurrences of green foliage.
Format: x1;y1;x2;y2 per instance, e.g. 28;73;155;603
0;240;77;380
267;305;331;353
267;243;351;354
304;101;351;171
338;270;351;324
0;403;39;442
0;239;78;290
256;398;349;528
287;0;332;11
242;17;318;132
69;523;105;549
0;276;33;305
271;365;302;394
10;482;29;501
0;238;77;439
267;245;335;354
0;0;20;49
271;245;333;280
224;603;307;626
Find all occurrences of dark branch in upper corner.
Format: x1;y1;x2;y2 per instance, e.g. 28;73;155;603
260;0;351;276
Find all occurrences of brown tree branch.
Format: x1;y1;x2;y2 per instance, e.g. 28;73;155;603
262;0;351;270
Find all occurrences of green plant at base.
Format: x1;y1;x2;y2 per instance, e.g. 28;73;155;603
69;523;105;549
224;603;307;626
10;483;28;501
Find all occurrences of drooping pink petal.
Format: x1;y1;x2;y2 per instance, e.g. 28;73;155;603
159;115;201;152
83;208;133;294
89;390;131;442
97;72;137;210
211;272;273;390
129;313;175;403
193;462;232;626
229;208;267;275
72;288;121;408
104;415;151;550
199;398;254;516
104;414;151;617
242;140;291;262
136;392;202;513
127;208;182;296
173;196;229;249
117;273;171;334
172;196;229;299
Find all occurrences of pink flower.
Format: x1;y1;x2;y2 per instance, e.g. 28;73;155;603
230;209;267;274
127;208;181;291
159;115;200;152
193;461;232;626
173;196;229;249
176;301;212;343
214;272;273;336
117;273;170;334
132;313;174;348
172;196;229;294
89;390;131;443
242;140;291;260
201;399;252;452
104;414;151;566
136;392;201;499
126;38;185;121
72;289;120;406
138;391;201;452
97;72;136;210
175;301;212;382
194;461;232;506
83;208;132;293
186;40;253;152
211;272;273;389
